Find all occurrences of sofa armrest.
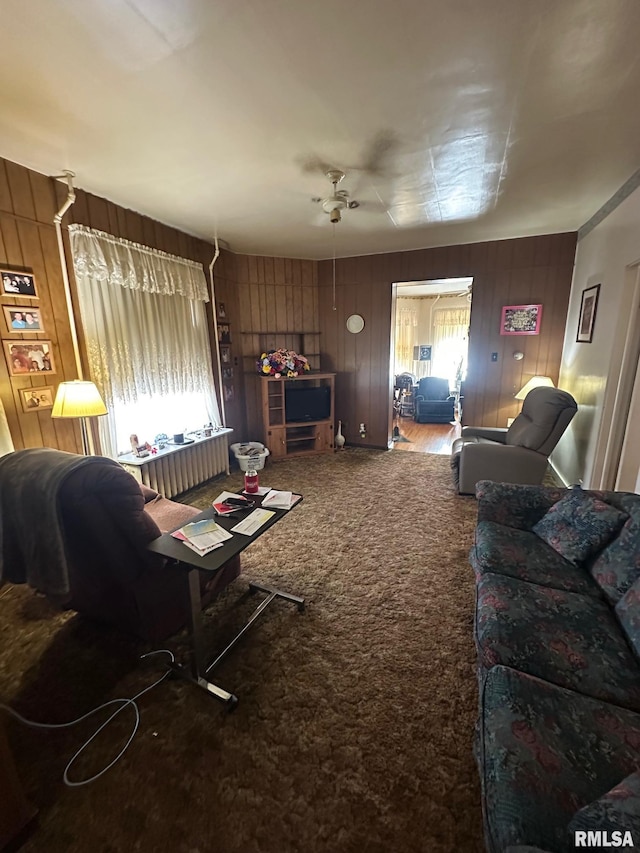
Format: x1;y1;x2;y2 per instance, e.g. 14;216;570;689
145;495;200;533
475;479;568;528
461;426;508;442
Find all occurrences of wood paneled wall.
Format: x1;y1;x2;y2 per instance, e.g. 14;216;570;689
232;255;318;441
318;233;577;449
0;159;81;452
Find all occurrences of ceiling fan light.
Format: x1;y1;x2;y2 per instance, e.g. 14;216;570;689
322;195;347;214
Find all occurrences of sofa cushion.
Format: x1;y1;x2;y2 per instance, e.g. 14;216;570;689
505;849;554;853
532;490;628;566
568;771;640;845
479;665;640;853
476;573;640;711
615;576;640;662
589;494;640;604
505;848;554;853
471;521;601;597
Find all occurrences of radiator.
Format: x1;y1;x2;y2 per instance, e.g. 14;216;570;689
119;428;232;498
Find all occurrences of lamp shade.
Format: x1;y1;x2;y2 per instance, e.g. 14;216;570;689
51;381;108;418
515;376;554;400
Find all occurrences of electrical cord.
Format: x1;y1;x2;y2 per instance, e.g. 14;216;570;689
0;649;175;787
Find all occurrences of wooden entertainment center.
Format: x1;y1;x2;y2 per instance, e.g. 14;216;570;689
259;373;335;459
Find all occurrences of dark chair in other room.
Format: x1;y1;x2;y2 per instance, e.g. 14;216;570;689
394;372;416;392
414;376;456;423
450;386;578;495
0;448;241;641
394;372;417;417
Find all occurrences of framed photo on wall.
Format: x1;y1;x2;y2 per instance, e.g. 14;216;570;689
1;269;38;298
220;345;231;364
415;344;432;361
3;339;56;376
500;304;543;336
3;305;44;332
576;283;601;343
19;385;55;412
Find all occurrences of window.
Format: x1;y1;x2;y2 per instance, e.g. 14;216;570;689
69;225;220;458
432;307;470;390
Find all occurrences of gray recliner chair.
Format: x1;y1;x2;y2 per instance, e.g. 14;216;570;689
450;386;577;495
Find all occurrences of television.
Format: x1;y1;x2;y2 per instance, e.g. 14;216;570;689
285;385;331;423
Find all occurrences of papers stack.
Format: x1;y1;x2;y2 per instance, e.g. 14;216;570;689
211;490;253;515
171;518;233;555
261;489;301;510
231;508;276;536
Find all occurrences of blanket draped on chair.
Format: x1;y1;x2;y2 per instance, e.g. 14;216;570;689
0;448;122;598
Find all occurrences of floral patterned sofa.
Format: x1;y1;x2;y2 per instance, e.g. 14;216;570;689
470;480;640;853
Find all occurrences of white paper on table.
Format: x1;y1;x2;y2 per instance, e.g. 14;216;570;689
261;489;293;509
231;508;276;536
182;539;224;556
186;526;233;550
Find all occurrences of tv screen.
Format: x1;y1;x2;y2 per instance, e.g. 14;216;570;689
285;385;331;423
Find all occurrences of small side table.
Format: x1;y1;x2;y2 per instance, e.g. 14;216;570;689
147;497;305;708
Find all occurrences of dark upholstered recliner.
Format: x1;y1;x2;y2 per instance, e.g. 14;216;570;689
414;377;456;423
450;386;577;495
0;448;240;641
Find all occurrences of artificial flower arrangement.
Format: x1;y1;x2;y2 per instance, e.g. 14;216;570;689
258;348;311;377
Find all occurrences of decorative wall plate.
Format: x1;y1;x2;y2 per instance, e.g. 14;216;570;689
346;314;365;334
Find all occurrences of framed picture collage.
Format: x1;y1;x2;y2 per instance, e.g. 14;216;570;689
1;267;58;413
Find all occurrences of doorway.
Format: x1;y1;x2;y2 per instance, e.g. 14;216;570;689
391;278;472;453
593;260;640;491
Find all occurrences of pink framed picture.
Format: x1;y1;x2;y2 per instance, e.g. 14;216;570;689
500;304;543;336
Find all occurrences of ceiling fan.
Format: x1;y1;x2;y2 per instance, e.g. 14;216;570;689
311;169;360;224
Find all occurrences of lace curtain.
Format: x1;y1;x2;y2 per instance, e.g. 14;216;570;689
69;225;220;458
432;307;470;390
394;304;418;374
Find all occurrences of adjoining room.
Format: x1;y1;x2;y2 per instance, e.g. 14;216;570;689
392;277;471;453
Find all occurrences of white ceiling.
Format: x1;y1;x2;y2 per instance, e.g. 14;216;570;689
1;0;639;260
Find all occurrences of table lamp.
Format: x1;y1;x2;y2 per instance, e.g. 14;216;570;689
51;380;108;455
515;376;554;400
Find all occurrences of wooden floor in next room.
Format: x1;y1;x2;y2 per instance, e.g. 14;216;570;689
392;418;462;454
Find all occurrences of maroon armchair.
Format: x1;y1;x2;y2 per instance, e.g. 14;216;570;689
0;448;240;642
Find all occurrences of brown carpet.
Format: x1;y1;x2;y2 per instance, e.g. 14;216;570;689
0;448;484;853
